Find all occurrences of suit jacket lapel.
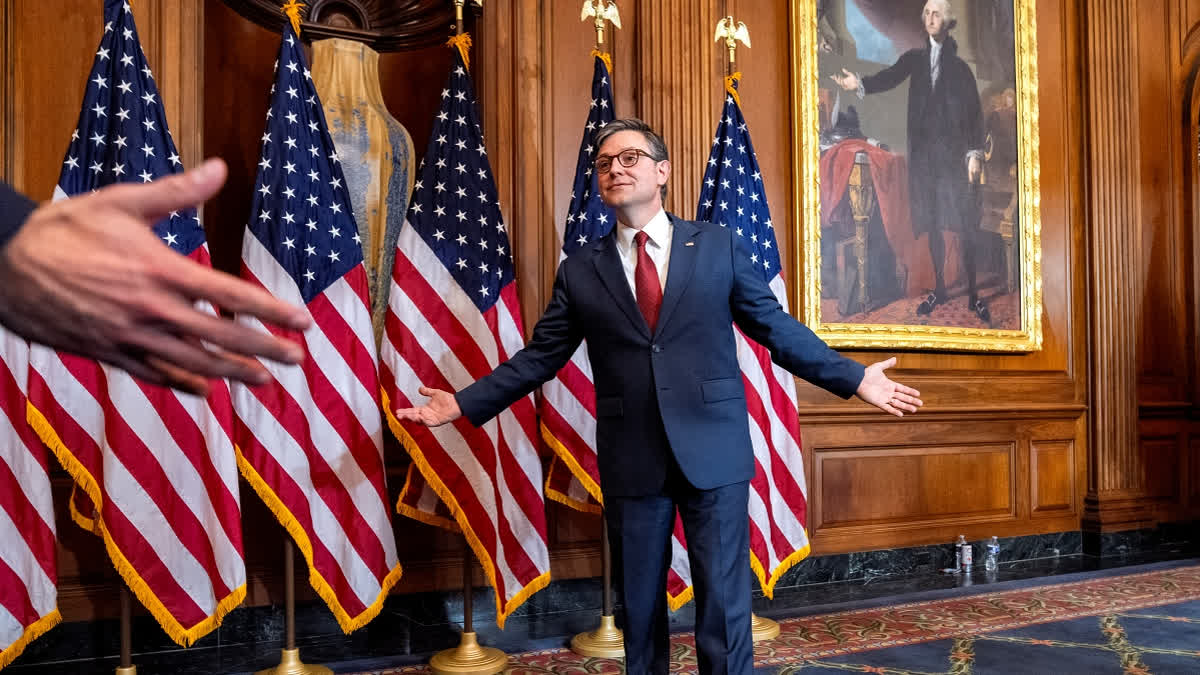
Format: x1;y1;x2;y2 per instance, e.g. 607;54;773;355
592;232;651;339
655;216;699;336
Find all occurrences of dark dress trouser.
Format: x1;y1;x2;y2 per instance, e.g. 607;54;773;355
605;452;753;675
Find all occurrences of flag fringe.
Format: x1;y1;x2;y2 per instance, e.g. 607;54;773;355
396;464;462;532
234;446;403;634
543;480;602;515
26;401;244;647
0;608;61;670
751;540;811;600
68;486;99;534
667;585;694;612
539;422;604;512
382;389;547;629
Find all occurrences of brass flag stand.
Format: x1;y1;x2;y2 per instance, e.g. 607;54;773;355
427;4;505;667
570;519;624;657
255;539;332;675
714;15;780;644
429;538;508;675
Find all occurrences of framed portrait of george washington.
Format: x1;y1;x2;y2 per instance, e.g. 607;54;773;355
791;0;1042;352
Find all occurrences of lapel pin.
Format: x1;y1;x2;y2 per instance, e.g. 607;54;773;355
685;241;695;247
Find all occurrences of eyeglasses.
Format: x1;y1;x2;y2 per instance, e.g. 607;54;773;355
594;148;656;174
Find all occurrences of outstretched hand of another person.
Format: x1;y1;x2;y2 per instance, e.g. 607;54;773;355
0;158;312;396
394;386;462;427
855;357;923;417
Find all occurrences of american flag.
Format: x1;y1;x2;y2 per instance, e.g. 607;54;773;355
381;41;550;628
539;53;695;612
25;0;245;646
230;25;402;633
540;54;615;515
0;329;58;668
696;74;811;598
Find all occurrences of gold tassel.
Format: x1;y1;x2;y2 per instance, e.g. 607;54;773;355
447;33;473;71
591;49;614;77
725;71;743;108
282;0;305;36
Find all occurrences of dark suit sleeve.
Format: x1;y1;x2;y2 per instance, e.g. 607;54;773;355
862;50;917;96
455;262;585;426
727;230;864;399
0;182;36;250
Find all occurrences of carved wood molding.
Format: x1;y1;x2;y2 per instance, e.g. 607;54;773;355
133;1;204;170
220;0;465;51
0;0;15;185
1082;0;1144;528
635;0;722;216
472;2;555;351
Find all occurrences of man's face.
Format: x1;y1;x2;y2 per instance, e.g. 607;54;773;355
596;130;670;211
923;1;947;38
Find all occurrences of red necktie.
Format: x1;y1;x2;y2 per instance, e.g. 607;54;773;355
634;230;662;333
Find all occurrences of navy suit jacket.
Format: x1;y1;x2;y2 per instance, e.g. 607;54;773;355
456;215;865;497
0;182;35;250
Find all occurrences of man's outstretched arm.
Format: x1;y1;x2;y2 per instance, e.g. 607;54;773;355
727;229;922;417
396;262;584;427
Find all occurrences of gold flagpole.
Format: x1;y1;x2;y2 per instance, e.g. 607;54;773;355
569;2;625;660
429;537;507;675
713;14;778;644
570;519;624;657
428;3;506;672
256;539;332;675
256;6;336;673
114;584;136;675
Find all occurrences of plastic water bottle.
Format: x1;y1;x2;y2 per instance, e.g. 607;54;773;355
985;536;1000;572
957;535;971;570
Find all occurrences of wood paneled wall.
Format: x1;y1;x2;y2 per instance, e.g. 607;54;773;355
2;0;1199;624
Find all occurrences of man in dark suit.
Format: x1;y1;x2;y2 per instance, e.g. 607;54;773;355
831;0;989;322
395;119;922;675
0;159;310;394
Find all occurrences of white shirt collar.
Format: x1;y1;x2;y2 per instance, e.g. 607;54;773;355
616;209;671;251
930;35;942;57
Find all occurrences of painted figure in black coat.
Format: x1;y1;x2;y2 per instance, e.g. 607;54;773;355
832;0;990;322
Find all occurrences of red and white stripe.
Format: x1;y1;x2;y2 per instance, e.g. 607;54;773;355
382;223;549;629
740;275;810;597
26;242;246;647
0;329;59;668
232;234;401;633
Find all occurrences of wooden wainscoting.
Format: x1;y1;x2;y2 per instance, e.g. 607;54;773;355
803;414;1084;554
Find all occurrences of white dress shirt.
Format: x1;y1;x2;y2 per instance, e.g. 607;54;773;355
615;209;672;295
930;36;941;86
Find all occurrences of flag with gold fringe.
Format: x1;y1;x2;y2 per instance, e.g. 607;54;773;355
229;14;402;633
381;35;550;628
26;0;245;645
0;326;59;668
696;72;812;598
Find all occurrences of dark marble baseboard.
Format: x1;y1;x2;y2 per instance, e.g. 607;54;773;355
10;525;1197;674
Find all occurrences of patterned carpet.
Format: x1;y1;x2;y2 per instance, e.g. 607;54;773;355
356;565;1200;674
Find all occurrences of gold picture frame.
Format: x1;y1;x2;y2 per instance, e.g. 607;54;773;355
790;0;1042;352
